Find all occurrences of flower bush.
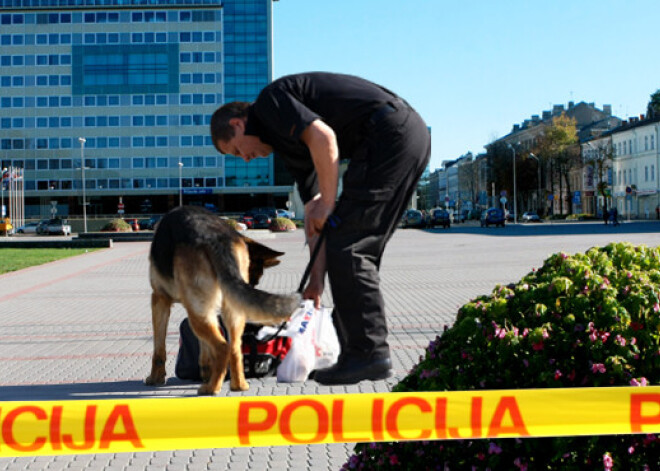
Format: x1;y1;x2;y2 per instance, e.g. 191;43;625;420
269;217;296;232
346;243;660;470
100;218;132;232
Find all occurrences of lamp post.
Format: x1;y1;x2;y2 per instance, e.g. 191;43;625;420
1;167;6;220
507;143;518;224
78;137;87;233
528;153;541;212
178;161;183;207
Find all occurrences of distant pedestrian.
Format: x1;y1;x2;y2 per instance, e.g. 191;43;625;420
603;207;608;225
656;205;659;220
612;207;619;226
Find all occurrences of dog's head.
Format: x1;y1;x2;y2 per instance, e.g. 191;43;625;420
244;237;284;287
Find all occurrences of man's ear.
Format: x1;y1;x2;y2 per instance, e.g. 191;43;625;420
229;117;246;133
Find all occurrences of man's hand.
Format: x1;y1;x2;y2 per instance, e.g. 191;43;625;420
302;278;324;309
305;195;334;238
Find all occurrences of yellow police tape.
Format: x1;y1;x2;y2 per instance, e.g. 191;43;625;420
2;386;660;457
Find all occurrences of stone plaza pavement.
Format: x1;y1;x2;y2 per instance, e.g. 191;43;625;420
0;221;659;470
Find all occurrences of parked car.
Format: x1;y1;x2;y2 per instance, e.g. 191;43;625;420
247;207;277;218
522;211;541;223
139;215;162;230
430;209;451;228
46;218;72;236
238;215;254;229
480;208;506;228
36;219;51;235
16;222;40;234
276;209;295;219
402;209;425;228
252;213;272;229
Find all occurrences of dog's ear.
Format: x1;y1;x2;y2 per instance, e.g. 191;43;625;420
244;237;284;267
243;237;284;286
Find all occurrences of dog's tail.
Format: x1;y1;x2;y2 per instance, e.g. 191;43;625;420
206;243;301;324
220;278;302;324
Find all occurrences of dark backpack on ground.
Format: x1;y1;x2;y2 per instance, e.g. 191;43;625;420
175;317;291;381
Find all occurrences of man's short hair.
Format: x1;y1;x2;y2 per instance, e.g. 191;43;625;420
210;102;250;150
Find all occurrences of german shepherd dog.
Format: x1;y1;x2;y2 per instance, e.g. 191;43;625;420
145;206;300;395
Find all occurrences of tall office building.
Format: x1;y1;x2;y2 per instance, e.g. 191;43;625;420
0;0;292;218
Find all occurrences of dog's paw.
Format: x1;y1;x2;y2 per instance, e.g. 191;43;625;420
144;374;166;386
230;380;249;392
197;383;219;395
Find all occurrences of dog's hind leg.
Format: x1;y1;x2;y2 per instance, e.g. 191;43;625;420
198;341;212;384
145;289;172;386
222;309;249;391
187;314;228;395
175;248;228;395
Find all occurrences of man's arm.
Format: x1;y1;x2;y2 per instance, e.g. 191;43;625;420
300;119;339;237
299;119;339;307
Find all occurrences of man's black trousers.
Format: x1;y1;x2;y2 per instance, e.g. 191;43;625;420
326;104;431;361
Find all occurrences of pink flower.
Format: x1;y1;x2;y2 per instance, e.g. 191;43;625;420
542;328;550;339
627;271;633;278
603;452;613;470
630;377;648;387
654;303;660;313
554;369;562;380
616;335;627;346
628;446;635;454
488;442;502;455
592;363;606;374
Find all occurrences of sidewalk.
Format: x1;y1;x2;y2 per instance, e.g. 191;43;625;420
0;225;658;470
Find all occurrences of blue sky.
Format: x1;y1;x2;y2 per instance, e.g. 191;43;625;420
272;0;660;171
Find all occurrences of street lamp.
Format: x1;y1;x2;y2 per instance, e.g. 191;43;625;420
78;137;87;233
178;161;183;207
528;153;542;212
507;143;519;224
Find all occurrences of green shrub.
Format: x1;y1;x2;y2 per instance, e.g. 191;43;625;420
346;243;660;470
269;217;296;232
100;219;132;232
221;217;239;230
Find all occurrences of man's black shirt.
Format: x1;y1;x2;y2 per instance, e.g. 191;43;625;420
244;72;400;203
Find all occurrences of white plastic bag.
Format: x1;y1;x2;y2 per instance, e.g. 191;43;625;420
312;305;340;370
273;300;340;382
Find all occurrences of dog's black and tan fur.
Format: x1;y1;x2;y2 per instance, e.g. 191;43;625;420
145;206;300;395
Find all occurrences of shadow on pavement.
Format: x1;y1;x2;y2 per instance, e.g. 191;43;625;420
0;379;200;401
420;221;660;237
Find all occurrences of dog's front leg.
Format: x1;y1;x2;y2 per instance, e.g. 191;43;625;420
145;289;172;386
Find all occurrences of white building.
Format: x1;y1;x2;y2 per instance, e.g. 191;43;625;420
611;116;660;219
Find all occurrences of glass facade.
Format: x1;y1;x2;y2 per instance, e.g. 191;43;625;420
0;0;289;216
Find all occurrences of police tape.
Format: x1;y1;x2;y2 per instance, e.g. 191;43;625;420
2;386;660;457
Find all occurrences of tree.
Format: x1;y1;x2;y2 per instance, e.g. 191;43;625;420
533;114;579;215
648;89;660;118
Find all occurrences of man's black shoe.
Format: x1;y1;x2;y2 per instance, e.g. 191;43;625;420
313;356;392;385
